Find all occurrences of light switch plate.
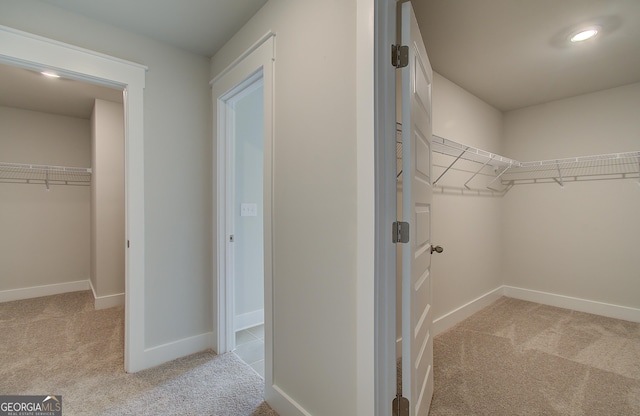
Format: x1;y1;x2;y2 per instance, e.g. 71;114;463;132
240;203;258;217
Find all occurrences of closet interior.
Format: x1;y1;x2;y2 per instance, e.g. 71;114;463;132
0;62;125;310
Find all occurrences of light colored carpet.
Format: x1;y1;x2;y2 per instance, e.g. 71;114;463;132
0;291;277;416
430;297;640;415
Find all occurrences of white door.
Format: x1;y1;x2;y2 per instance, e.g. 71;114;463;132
400;2;434;415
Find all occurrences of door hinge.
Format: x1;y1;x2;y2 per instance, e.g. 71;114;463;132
392;395;410;416
392;221;410;244
392;44;409;68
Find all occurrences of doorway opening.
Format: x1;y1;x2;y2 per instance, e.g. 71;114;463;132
0;25;147;372
226;76;266;377
212;32;274;389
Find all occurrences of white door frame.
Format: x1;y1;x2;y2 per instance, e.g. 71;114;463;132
0;25;147;372
372;0;402;414
211;30;274;383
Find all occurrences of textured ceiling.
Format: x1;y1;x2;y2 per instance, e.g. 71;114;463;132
413;0;640;111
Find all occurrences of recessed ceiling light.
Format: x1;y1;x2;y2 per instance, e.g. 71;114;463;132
570;27;599;43
41;71;61;78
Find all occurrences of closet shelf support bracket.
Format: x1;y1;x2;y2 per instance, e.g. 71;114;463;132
487;163;511;192
434;147;469;186
464;156;494;189
553;160;565;188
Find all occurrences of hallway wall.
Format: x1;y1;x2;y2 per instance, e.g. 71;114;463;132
211;1;360;414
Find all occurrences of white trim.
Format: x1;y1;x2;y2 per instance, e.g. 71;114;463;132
356;0;376;415
209;32;276;86
0;25;147;74
432;286;504;335
95;293;125;310
503;286;640;323
234;309;264;331
0;280;90;303
142;332;214;370
223;85;237;353
88;279;125;310
0;24;146;373
373;0;399;415
431;285;640;337
267;385;312;416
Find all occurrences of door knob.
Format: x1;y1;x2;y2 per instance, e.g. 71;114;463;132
430;245;443;254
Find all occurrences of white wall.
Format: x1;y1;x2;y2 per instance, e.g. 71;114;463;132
503;83;640;309
430;72;505;323
211;1;359;414
233;85;264;329
0;1;213;352
91;99;125;300
0;106;90;292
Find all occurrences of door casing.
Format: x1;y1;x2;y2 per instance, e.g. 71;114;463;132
0;24;147;373
211;30;275;394
373;0;400;414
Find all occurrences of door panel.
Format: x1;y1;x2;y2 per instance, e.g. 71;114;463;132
400;2;434;415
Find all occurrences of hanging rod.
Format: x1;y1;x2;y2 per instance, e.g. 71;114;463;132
0;162;92;186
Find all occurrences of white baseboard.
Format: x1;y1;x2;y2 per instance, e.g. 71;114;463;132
432;286;504;335
95;292;125;310
88;279;124;310
0;280;90;303
503;286;640;323
142;332;214;370
234;309;264;331
266;384;311;416
431;285;640;336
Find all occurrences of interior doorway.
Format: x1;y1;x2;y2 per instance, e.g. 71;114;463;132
227;76;266;377
0;60;127;372
211;33;274;388
0;25;147;372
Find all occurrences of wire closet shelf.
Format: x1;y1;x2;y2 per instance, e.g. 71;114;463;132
396;125;640;194
0;162;92;189
432;137;640;192
502;152;640;186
